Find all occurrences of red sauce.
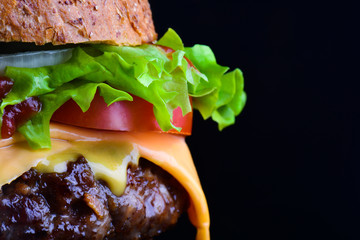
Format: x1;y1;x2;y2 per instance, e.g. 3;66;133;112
0;76;14;99
1;97;42;139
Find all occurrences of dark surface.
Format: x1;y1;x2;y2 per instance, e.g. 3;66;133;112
151;0;358;240
0;157;188;240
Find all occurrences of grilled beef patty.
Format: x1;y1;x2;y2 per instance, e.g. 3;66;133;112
0;157;189;240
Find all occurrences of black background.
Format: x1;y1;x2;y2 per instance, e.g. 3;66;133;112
151;0;358;240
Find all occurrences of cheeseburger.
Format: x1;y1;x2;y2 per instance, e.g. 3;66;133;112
0;0;246;239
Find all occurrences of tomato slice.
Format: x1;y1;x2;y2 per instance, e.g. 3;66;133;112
51;92;192;135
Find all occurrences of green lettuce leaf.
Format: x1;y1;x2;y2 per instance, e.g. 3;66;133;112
156;28;184;51
1;28;246;149
184;45;246;130
18;81;132;149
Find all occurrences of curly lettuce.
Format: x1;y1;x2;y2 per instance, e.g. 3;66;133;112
1;29;246;149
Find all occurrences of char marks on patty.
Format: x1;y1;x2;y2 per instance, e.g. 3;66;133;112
0;157;189;240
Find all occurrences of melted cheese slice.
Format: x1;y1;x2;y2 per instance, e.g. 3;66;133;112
0;123;210;240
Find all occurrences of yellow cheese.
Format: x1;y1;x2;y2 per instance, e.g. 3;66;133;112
35;141;139;196
0;139;71;186
0;123;210;240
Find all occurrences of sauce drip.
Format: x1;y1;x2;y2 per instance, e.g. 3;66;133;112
0;76;14;99
1;96;42;138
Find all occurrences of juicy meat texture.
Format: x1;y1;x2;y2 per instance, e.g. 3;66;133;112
0;157;189;240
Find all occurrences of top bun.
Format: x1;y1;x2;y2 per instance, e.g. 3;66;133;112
0;0;157;46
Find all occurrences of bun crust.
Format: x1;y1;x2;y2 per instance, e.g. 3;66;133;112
0;0;157;46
